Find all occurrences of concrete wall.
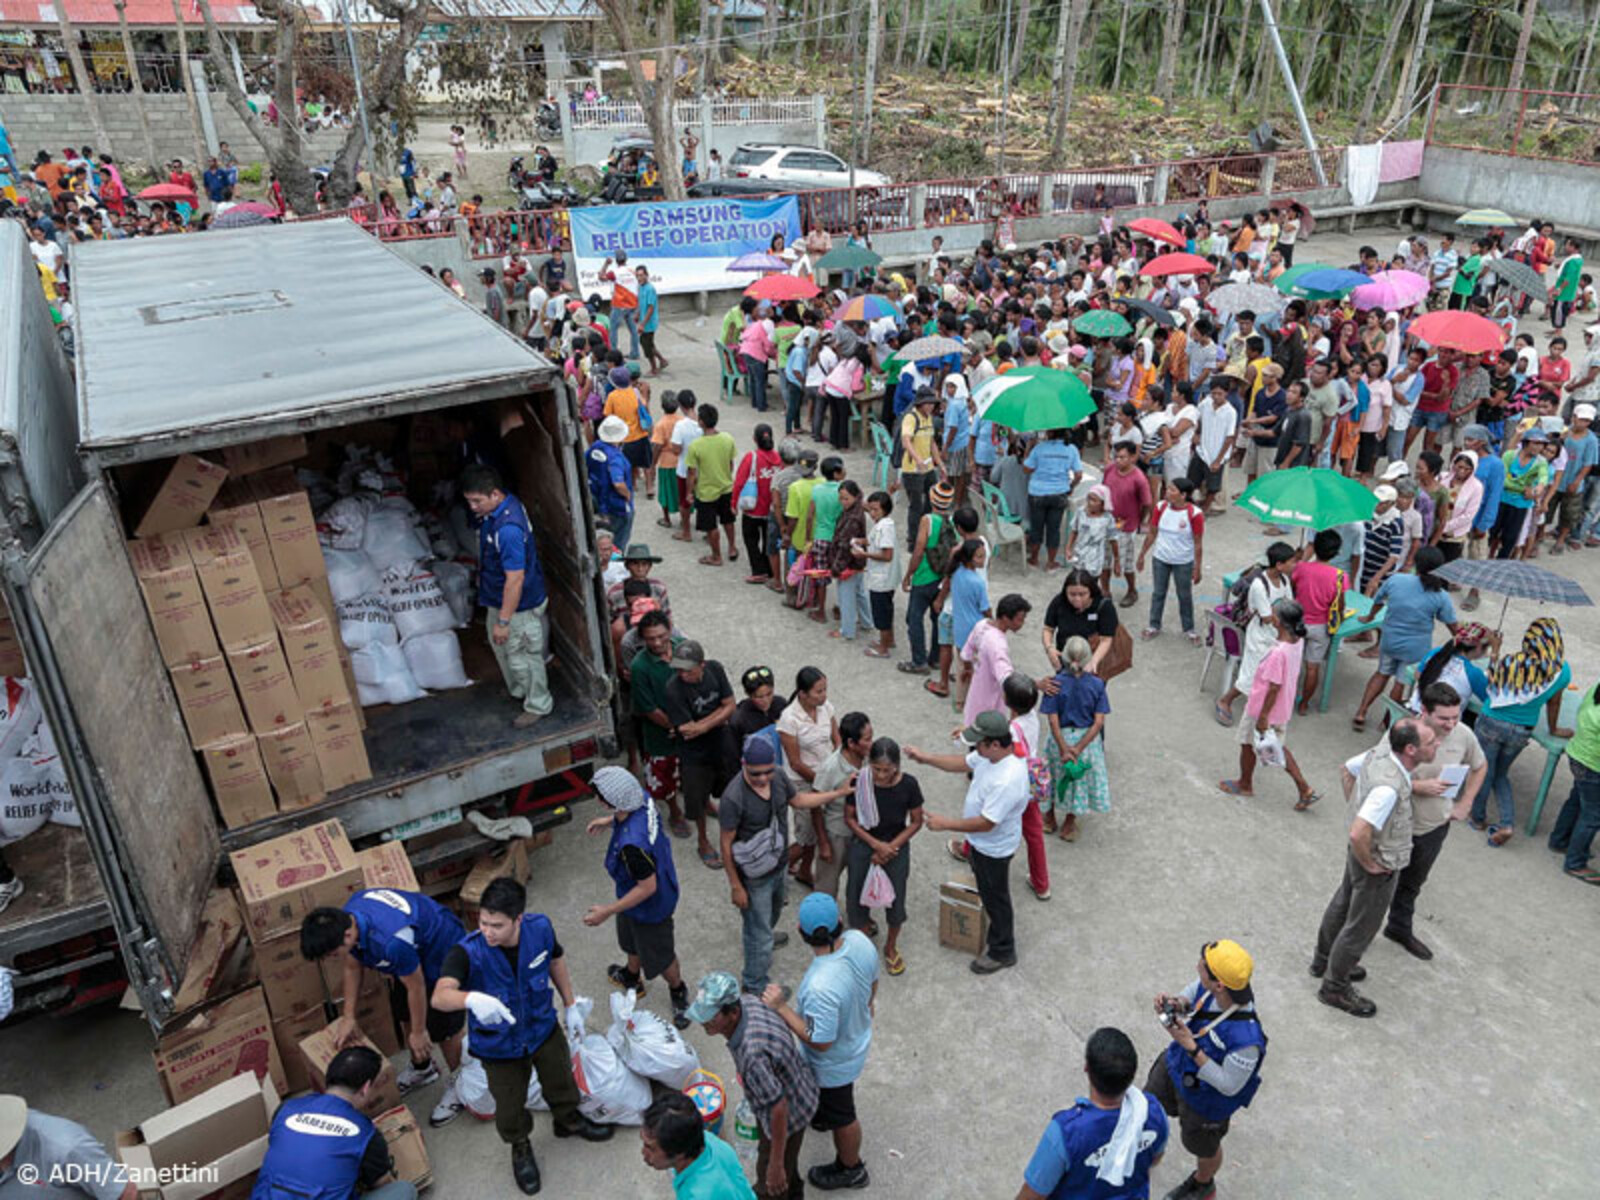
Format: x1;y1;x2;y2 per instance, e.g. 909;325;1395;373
1418;145;1600;233
0;91;343;174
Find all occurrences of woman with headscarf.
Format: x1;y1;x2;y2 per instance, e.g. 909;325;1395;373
1472;617;1576;845
1437;450;1485;562
1409;622;1495;714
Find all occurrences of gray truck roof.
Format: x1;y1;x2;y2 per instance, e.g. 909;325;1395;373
72;220;555;464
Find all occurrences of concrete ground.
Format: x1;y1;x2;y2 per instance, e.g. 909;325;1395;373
4;226;1598;1200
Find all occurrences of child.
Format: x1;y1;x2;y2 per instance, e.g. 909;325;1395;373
831;481;871;641
861;491;898;659
1004;673;1051;902
649;391;681;524
1065;484;1113;582
1219;599;1319;810
930;507;991;701
1040;636;1112;842
934;538;990;706
668;388;702;543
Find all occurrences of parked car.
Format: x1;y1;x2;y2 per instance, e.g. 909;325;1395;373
729;143;891;188
686;177;825;199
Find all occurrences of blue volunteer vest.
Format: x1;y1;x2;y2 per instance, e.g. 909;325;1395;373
1046;1096;1166;1200
1163;992;1267;1122
478;494;547;610
587;442;631;518
460;914;558;1060
604;807;679;925
251;1093;375;1200
345;888;464;986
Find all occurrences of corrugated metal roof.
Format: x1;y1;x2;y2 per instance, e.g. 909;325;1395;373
73;220;554;454
0;1;262;26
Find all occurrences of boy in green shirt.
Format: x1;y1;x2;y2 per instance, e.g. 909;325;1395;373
1449;240;1484;311
1550;237;1584;331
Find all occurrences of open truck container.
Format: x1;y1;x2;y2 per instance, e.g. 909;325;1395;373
0;221;615;1028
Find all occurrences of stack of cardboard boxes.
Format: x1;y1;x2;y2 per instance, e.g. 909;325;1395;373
126;452;372;831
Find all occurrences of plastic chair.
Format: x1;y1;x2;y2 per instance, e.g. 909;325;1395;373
1523;729;1571;836
1199;607;1245;694
716;342;744;405
980;480;1025;530
849;393;871;450
869;421;894;490
977;489;1027;568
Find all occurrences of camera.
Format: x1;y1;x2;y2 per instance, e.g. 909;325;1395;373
1157;998;1187;1028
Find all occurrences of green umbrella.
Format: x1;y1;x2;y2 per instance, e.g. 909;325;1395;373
1072;310;1132;338
817;243;882;271
1233;468;1377;529
972;366;1096;432
1272;261;1352;300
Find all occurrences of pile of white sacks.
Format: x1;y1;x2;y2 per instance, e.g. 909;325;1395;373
0;677;78;846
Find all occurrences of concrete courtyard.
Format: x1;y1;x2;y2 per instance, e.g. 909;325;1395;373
3;226;1597;1200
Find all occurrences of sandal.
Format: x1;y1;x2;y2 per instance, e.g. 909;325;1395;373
1187;631;1203;646
697;555;722;566
1140;628;1161;641
1467;817;1487;832
698;845;723;869
923;680;950;698
669;817;691;840
1218;779;1252;797
1213;701;1234;727
1487;826;1513;847
1294;792;1322;812
1564;867;1600;886
863;646;890;658
885;950;906;976
1057;824;1078;842
1351;715;1367;733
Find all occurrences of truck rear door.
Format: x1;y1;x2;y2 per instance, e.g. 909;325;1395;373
0;482;218;1030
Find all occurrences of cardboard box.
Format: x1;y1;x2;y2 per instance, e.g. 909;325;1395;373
153;986;288;1106
229;819;361;943
298;1027;403;1116
357;842;420;892
202;735;278;829
305;702;372;792
209;486;280;593
134;454;230;538
457;840;531;926
128;534;220;666
938;873;990;956
331;982;403;1059
271;1005;328;1096
255;930;339;1020
222;434;307;478
171;889;249;1015
184;524;276;649
257;722;326;812
269;585;352;714
374;1105;433;1190
117;1073;279;1200
225;637;303;736
170;655;250;749
252;469;324;588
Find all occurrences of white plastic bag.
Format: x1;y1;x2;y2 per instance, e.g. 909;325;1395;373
362;506;430;573
571;1032;652;1125
605;990;701;1089
1253;728;1286;770
31;755;77;827
0;678;40;764
0;753;56;844
860;863;897;909
351;641;427;706
337;594;399;650
324;548;382;605
402;632;471;690
385;567;457;641
321;495;373;551
431;560;474;628
458;1053;549;1120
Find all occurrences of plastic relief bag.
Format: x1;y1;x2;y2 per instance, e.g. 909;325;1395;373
860;863;897;909
351;641;427;706
401;632;471;691
336;593;399;650
361;506;430;573
604;990;701;1090
324;548;382;606
1253;727;1286;769
571;1032;652;1125
384;567;456;641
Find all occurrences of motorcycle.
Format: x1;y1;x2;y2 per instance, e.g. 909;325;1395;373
536;100;562;140
507;156;579;211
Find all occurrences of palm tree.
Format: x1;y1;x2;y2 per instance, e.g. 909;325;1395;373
1504;0;1539;99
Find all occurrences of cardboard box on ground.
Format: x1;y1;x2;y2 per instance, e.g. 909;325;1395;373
116;1073;279;1200
374;1105;434;1189
938;871;990;956
297;1025;405;1116
153;985;288;1106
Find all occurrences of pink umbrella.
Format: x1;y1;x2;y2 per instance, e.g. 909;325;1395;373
1352;269;1430;311
231;201;280;217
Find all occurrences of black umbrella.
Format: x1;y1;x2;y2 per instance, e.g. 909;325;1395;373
213;207;275;230
1117;297;1175;327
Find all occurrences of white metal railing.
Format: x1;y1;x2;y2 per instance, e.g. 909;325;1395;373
569;96;818;130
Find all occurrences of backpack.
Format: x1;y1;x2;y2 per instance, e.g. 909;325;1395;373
1224;564;1265;617
635;392;653;433
923;514;958;577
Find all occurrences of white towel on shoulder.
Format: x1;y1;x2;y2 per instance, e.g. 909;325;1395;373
1096;1087;1150;1187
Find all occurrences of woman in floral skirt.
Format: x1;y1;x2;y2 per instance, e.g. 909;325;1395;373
1040;636;1112;841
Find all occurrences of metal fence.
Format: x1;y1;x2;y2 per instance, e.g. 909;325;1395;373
1426;85;1600;165
568;96;817;130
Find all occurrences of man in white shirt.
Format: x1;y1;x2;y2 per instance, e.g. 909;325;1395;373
1312;720;1437;1019
909;710;1029;975
1192;379;1240;513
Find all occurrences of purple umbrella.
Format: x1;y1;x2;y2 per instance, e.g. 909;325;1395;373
726;252;788;274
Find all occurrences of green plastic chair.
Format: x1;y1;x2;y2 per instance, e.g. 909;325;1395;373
717;342;744;405
977;488;1027;568
1523;728;1571;836
980;480;1024;528
869;421;894;489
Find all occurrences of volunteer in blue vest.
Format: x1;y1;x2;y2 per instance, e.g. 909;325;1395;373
582;765;691;1030
300;888;468;1128
1016;1026;1168;1200
433;876;611;1196
251;1045;417;1200
461;465;552;729
1145;940;1266;1200
590;415;636;552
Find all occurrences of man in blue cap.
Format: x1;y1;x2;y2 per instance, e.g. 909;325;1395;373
761;893;878;1191
582;765;691;1029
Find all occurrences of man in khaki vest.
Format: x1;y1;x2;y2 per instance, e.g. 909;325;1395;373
1311;719;1437;1019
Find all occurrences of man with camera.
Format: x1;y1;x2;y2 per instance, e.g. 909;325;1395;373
1146;939;1265;1200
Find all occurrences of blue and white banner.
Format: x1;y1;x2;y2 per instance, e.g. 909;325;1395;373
569;196;802;296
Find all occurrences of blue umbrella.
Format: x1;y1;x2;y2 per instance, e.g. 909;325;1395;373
1281;267;1369;299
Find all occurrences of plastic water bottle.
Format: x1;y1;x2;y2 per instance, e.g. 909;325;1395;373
733;1097;759;1164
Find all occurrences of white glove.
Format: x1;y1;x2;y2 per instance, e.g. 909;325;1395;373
565;1002;588;1044
465;992;516;1026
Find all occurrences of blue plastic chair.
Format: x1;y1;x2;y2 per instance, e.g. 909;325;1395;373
717;342;744;405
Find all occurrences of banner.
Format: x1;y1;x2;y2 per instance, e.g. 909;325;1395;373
569;196;802;297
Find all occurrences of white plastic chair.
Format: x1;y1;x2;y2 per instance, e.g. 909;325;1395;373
1199;607;1245;694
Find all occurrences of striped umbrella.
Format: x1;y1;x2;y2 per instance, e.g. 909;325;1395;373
836;294;898;322
1458;208;1517;227
1433;558;1592;629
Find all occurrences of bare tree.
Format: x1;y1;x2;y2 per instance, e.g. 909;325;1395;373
1009;0;1034;80
895;0;913;65
1049;0;1090;158
914;0;936;65
113;0;160;174
54;4;113;159
1155;0;1187;102
598;0;685;200
1113;0;1132;90
1577;0;1600;96
862;0;882;159
1355;0;1410;139
939;0;957;73
169;0;210;178
1504;0;1540;98
194;0;428;213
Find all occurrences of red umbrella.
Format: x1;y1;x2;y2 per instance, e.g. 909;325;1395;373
1127;217;1185;249
1140;252;1214;278
138;182;197;202
1408;310;1507;355
745;274;820;302
231;200;280;217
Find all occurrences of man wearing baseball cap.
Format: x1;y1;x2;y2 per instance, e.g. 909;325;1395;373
589;415;636;553
908;711;1030;974
760;893;878;1191
686;971;819;1199
1145;940;1266;1200
1553;403;1598;552
0;1093;136;1199
582;766;689;1029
